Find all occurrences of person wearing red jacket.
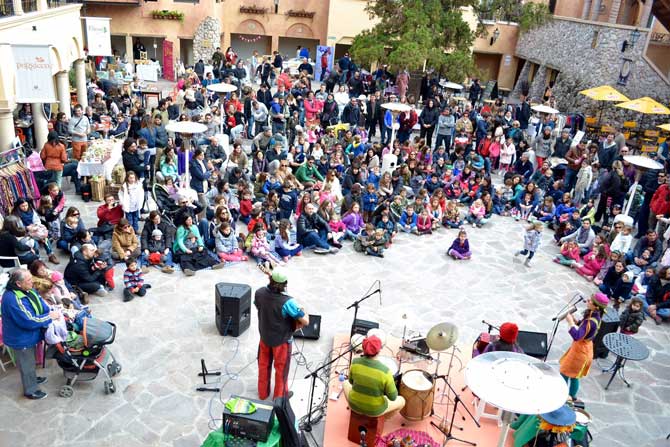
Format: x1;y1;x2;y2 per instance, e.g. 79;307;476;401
649;177;670;232
398;106;418;143
96;194;124;239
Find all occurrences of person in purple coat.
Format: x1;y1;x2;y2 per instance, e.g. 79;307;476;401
447;229;471;260
341;202;365;239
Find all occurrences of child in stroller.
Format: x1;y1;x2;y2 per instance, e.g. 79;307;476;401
48;310;121;397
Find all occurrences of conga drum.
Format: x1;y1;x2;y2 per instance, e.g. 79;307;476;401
399;369;434;421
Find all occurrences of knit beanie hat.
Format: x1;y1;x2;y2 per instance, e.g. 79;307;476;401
499;322;519;344
592;292;609;308
362;335;382;357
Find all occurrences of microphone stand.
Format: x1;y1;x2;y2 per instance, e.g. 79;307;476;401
430;375;480;446
346;281;381;367
302;343;359;433
545;293;583;362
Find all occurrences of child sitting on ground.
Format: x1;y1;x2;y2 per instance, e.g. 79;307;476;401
417;208;433;235
216;222;248;262
516;192;535;221
447;229;471;260
123;257;149;302
467;198;486;228
619;297;645;335
534;196;555;222
443;200;463;229
553;240;581;267
141;229;175;274
250;224;283;271
274;219;302;261
515;221;543;267
399;204;419;234
366;228;387;258
376;212;396;246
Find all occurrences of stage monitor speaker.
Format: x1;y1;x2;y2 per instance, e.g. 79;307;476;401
593;307;620;358
517;330;548;359
351;318;379;336
215;282;251;337
294;314;321;340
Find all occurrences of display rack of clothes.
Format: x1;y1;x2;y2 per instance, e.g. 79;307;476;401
0;160;41;216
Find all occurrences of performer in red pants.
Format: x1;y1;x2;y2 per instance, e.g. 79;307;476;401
254;268;309;400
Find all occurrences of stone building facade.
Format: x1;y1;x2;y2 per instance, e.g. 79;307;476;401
514;16;670;125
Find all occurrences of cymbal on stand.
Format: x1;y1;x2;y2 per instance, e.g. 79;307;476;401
426;322;459;352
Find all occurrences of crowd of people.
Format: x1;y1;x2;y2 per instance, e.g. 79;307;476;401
1;46;669;404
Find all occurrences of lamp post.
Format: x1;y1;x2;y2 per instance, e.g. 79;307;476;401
490;28;500;46
621;28;641;52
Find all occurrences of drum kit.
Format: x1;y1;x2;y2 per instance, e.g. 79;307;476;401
344;319;570;447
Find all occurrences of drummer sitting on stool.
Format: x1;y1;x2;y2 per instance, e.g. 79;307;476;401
483;322;524;354
343;335;406;418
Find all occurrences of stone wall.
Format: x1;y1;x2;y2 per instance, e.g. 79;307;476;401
193;17;221;64
515;17;670;127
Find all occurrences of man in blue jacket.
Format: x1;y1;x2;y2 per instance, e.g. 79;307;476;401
1;269;59;399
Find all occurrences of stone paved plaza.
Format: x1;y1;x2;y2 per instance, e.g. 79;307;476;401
1;191;669;447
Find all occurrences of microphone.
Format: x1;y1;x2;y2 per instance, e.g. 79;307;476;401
378;282;382;306
553;305;578;322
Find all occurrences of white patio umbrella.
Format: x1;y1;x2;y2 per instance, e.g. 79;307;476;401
381;102;412;148
531;104;560;114
165;121;207;187
440;81;464;91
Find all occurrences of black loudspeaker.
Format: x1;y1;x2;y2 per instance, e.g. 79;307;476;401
351;318;379;336
517;330;548;359
593;307;620;358
293;314;321;340
215;282;251;337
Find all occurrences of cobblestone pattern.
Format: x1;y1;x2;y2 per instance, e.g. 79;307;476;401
0;187;669;446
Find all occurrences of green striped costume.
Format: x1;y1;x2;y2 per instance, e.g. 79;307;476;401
348;356;398;416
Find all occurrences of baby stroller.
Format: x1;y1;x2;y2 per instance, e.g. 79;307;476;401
152;182;180;226
51;315;120;397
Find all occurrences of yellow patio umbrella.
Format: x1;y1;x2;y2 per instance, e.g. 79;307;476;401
615;97;670;114
579;85;630;124
579;85;630;102
658;123;670;132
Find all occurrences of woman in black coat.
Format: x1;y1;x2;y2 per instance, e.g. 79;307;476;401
0;216;39;267
419;99;439;145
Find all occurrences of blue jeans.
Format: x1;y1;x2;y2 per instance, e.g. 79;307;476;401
564;168;578;192
299;231;330;250
63;161;82;193
642;297;670;319
275;245;303;257
340;69;349;84
125;211;140;232
435;134;451;151
140;251;174;267
381;125;391;145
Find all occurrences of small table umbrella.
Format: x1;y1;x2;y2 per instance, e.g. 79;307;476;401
531;104;560;114
206;83;238;133
657;123;670;132
439;81;464;91
165;121;207;187
381;102;412;148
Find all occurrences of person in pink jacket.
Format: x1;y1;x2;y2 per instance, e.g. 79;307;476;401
303;91;323;127
573;245;608;280
417;209;433;235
